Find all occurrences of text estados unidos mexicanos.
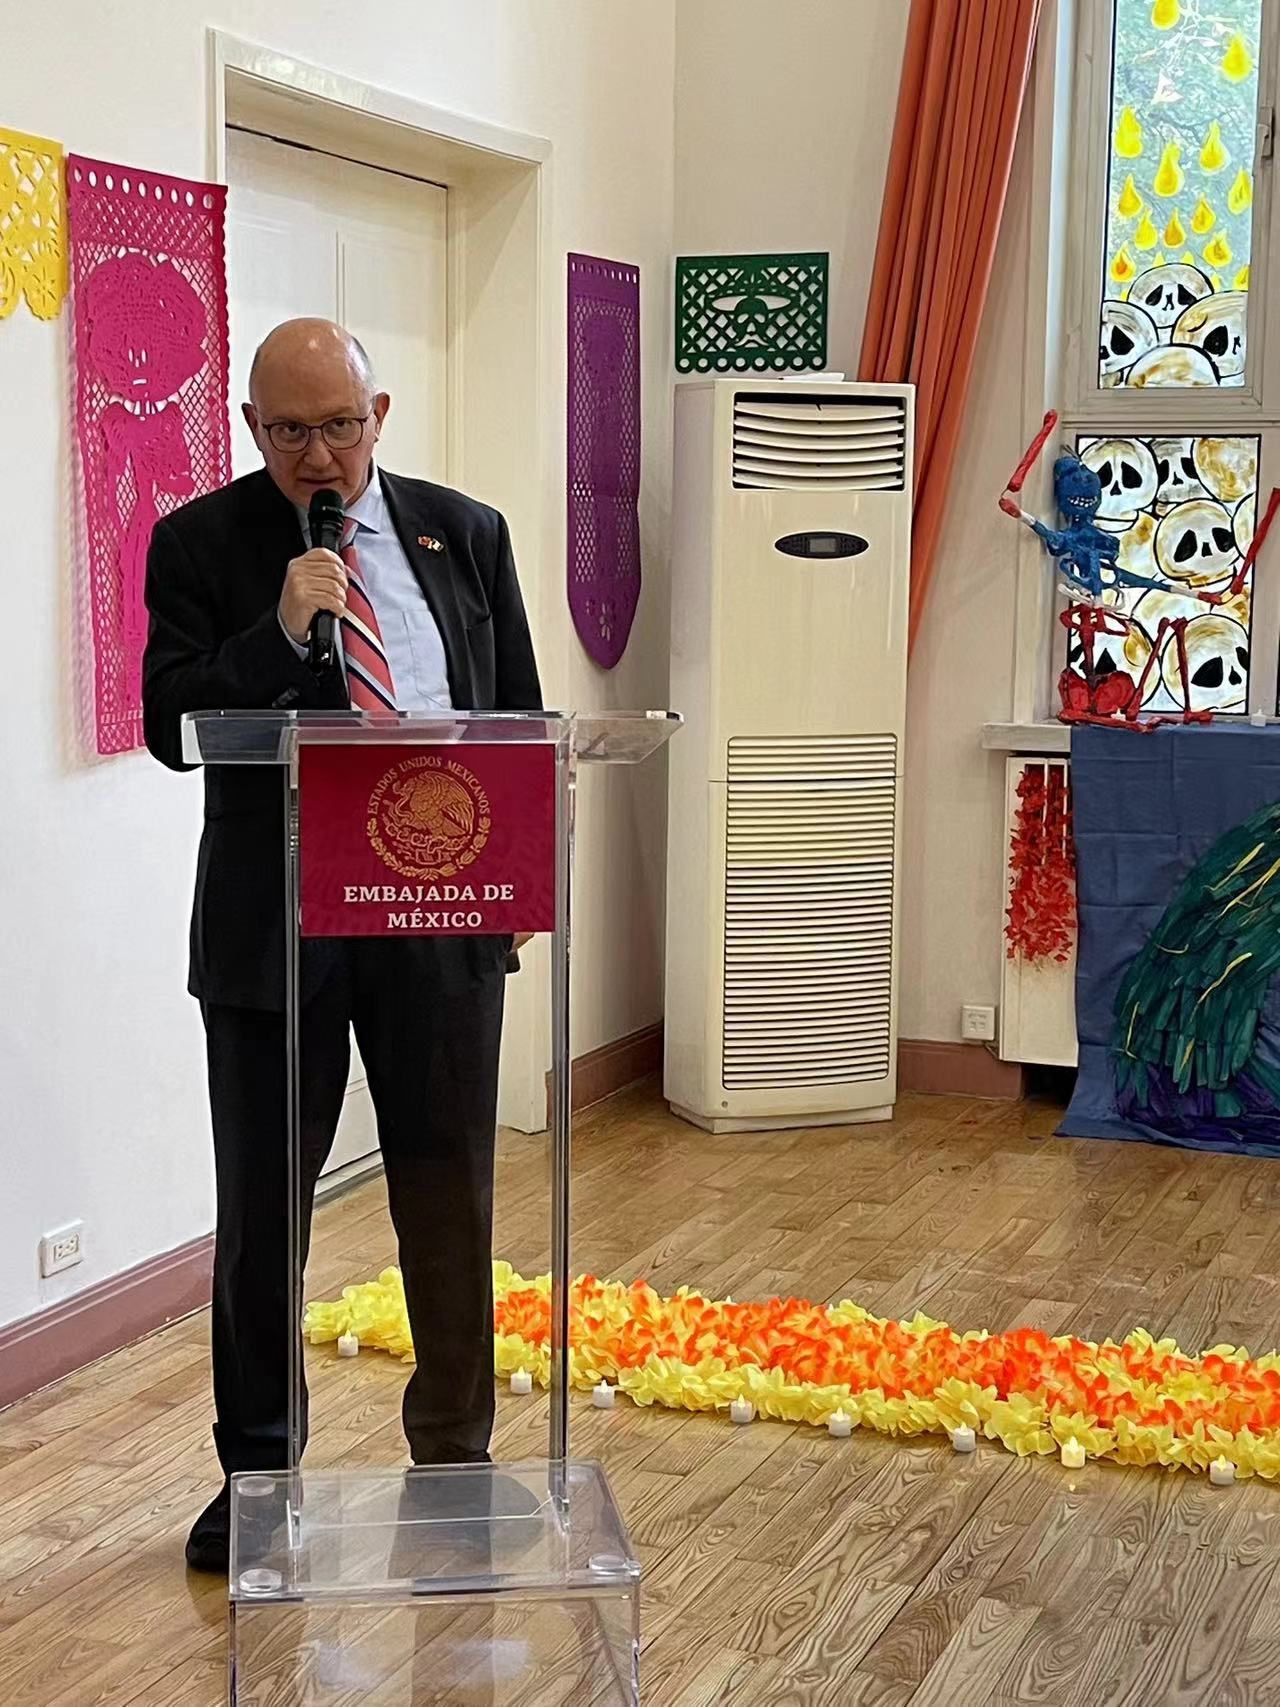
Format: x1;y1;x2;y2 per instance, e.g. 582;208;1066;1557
341;882;516;933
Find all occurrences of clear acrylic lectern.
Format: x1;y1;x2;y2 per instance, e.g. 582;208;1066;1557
180;709;680;1707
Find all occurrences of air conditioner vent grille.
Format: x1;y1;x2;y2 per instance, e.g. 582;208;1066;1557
722;735;898;1089
732;394;907;491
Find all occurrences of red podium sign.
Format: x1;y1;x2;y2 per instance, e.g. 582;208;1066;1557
299;742;556;938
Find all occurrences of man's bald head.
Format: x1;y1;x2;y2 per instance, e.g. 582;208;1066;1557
248;318;375;404
242;317;389;507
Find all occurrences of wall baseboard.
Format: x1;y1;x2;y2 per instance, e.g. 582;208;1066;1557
547;1023;664;1119
552;1030;1026;1110
898;1039;1025;1100
0;1232;214;1412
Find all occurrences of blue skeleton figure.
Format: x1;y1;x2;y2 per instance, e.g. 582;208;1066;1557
1012;454;1165;601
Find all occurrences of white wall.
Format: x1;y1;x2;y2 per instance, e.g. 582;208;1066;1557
675;0;909;380
1;0;676;1331
900;121;1038;1041
674;0;1043;1046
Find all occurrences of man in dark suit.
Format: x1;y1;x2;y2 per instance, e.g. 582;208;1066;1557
143;318;541;1572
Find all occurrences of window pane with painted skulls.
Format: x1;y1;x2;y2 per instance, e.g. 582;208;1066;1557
1074;433;1257;712
1099;0;1261;389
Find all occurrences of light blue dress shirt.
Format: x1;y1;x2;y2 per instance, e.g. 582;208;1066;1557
284;469;452;712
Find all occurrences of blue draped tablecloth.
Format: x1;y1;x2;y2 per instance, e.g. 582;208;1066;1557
1061;722;1280;1156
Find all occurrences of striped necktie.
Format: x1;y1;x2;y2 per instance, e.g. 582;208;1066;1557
338;518;398;715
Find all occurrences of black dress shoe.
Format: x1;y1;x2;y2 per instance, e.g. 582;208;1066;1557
404;1467;545;1525
185;1480;230;1573
389;1466;547;1588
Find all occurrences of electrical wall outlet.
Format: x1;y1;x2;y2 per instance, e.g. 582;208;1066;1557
961;1004;997;1042
39;1222;84;1277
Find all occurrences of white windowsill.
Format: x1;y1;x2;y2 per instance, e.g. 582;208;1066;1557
981;721;1072;754
983;717;1276;752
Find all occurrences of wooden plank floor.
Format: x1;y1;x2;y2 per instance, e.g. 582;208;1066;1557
5;1083;1280;1704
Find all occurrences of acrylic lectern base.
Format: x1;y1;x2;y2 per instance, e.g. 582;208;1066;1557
228;1461;640;1707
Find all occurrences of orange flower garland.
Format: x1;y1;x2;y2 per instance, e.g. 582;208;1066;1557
302;1263;1280;1482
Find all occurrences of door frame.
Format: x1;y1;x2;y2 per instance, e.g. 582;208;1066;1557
209;29;555;1132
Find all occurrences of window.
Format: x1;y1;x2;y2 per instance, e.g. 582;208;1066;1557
1101;0;1263;390
1064;0;1280;712
1076;432;1257;712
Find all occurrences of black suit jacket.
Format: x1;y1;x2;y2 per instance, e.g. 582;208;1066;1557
142;467;542;1009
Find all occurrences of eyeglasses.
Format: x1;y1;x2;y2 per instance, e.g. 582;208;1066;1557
261;414;372;454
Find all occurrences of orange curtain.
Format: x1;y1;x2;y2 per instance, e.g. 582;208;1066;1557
859;0;1043;651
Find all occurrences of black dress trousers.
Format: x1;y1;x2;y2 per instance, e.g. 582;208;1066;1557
202;935;508;1475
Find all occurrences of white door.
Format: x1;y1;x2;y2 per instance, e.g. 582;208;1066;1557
225;127;449;1174
225;127;447;480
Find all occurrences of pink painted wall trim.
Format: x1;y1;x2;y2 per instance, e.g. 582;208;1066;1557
0;1233;212;1411
898;1039;1025;1100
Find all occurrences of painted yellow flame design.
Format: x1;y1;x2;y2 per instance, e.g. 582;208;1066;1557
1135;211;1159;250
1151;0;1179;25
1203;231;1233;268
1110;243;1137;285
1222;33;1254;83
1163;209;1186;246
1228;168;1253;215
1117;174;1143;219
1200;121;1228;173
1115;106;1143;159
1153;141;1184;197
1192;195;1216;235
1235;263;1251;289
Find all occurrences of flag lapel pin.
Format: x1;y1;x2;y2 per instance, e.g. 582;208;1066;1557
417;534;445;553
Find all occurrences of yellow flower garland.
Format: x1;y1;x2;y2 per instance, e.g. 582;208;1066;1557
302;1263;1280;1481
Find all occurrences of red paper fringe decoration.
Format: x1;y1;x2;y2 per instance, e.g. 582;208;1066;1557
1005;763;1076;963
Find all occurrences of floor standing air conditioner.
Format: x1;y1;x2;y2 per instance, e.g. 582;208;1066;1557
664;379;914;1132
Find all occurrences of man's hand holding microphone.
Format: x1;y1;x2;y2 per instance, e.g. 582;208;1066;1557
279;548;348;645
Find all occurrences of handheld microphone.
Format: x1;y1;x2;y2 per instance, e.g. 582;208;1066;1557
307;487;346;673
